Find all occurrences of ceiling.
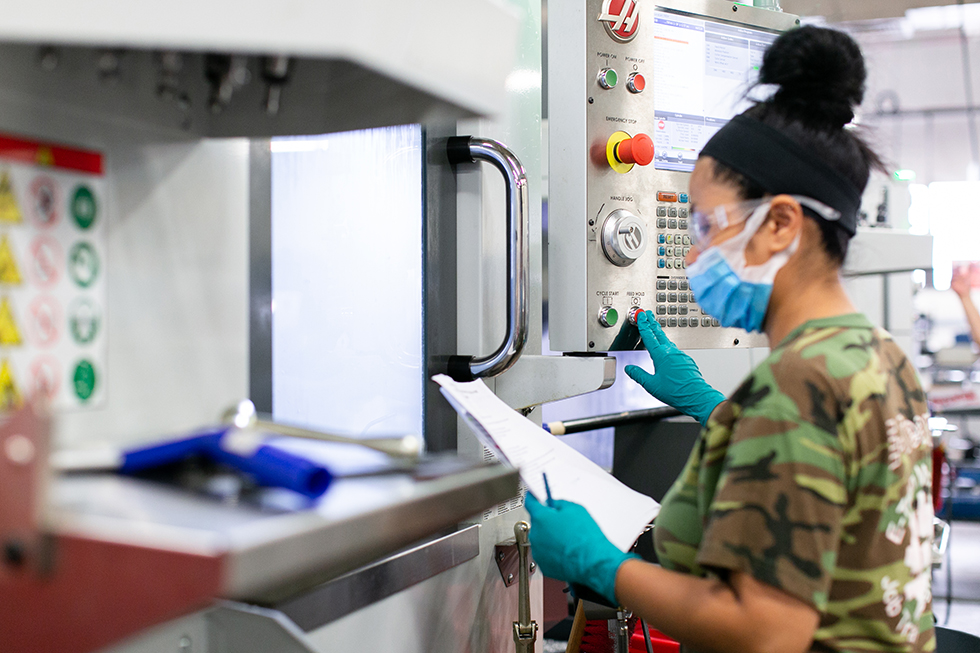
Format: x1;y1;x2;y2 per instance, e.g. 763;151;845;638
780;0;980;22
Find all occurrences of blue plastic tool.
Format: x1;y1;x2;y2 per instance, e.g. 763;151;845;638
119;427;332;498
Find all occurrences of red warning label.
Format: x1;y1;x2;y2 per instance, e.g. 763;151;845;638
29;236;62;287
29;175;59;228
29;355;60;401
28;295;60;348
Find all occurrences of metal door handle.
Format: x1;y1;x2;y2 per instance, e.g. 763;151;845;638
446;136;529;380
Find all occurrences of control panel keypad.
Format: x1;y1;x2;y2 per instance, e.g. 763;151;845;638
650;192;722;328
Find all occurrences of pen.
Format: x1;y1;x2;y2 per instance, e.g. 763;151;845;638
542;472;554;507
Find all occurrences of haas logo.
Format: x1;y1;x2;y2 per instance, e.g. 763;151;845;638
599;0;639;43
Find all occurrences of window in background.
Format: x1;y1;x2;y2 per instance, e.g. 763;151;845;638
908;180;980;290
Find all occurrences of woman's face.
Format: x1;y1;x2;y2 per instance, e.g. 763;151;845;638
685;158;769;267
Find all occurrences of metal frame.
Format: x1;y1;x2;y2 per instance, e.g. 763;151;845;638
249;140;273;413
423;123;462;453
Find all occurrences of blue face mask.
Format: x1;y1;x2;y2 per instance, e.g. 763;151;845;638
685;202;799;333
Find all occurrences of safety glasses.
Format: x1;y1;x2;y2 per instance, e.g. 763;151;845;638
688;195;842;249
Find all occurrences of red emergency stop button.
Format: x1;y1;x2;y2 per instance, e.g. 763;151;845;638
627;73;646;93
615;133;654;166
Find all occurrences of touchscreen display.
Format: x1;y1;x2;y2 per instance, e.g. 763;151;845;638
653;11;778;172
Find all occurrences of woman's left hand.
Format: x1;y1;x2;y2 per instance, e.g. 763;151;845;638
524;494;634;605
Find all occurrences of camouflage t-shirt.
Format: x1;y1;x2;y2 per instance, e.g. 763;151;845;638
654;314;935;652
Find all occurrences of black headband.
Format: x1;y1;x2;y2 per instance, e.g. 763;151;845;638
700;115;862;236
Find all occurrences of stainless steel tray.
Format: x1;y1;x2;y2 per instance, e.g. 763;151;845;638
49;461;519;600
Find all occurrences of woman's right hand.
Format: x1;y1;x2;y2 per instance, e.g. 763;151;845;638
624;311;726;426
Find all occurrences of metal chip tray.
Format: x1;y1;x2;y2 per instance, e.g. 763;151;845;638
48;460;519;601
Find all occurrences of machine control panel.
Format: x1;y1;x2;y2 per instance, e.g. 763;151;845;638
547;0;797;352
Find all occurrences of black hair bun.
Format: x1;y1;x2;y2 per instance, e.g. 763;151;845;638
759;25;866;129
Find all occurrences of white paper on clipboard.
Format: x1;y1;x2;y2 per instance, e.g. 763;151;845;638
433;374;660;551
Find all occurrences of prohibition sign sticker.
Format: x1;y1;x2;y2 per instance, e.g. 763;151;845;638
29;236;62;287
68;241;99;288
28;295;61;348
30;175;60;228
29;356;60;401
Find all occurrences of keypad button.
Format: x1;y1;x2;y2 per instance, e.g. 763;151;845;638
658;317;667;327
668;317;677;328
657;292;666;302
712;318;721;327
667;305;677;315
678;305;688;316
658;246;666;256
679;193;689;203
658;234;666;244
668;292;677;302
689;319;698;328
678;317;688;327
675;258;684;268
679;208;689;218
679;280;689;291
668;208;678;218
656;305;666;315
682;235;691;245
657;280;667;290
657;207;667;217
702;317;712;327
683;247;691;256
678;292;688;302
666;234;674;244
668;280;678;290
658;259;666;268
668;219;678;229
665;259;674;269
657;218;667;229
666;246;674;257
679;219;688;229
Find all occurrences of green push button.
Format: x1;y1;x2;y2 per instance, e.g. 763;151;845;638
598;68;618;90
599;306;619;328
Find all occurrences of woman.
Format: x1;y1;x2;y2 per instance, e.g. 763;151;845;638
526;26;935;653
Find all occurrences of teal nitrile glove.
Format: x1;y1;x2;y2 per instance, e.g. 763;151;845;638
525;493;634;606
625;310;726;426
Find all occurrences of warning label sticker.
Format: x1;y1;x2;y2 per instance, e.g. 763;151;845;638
68;297;99;345
29;237;61;287
29;355;59;401
73;359;96;402
0;172;22;224
28;295;60;348
68;241;99;288
0;235;22;286
30;176;59;228
0;298;22;346
71;185;97;230
0;358;21;410
0;135;105;411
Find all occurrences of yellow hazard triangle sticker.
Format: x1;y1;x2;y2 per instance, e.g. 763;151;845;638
0;172;22;224
0;359;22;410
0;236;22;285
0;298;22;346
